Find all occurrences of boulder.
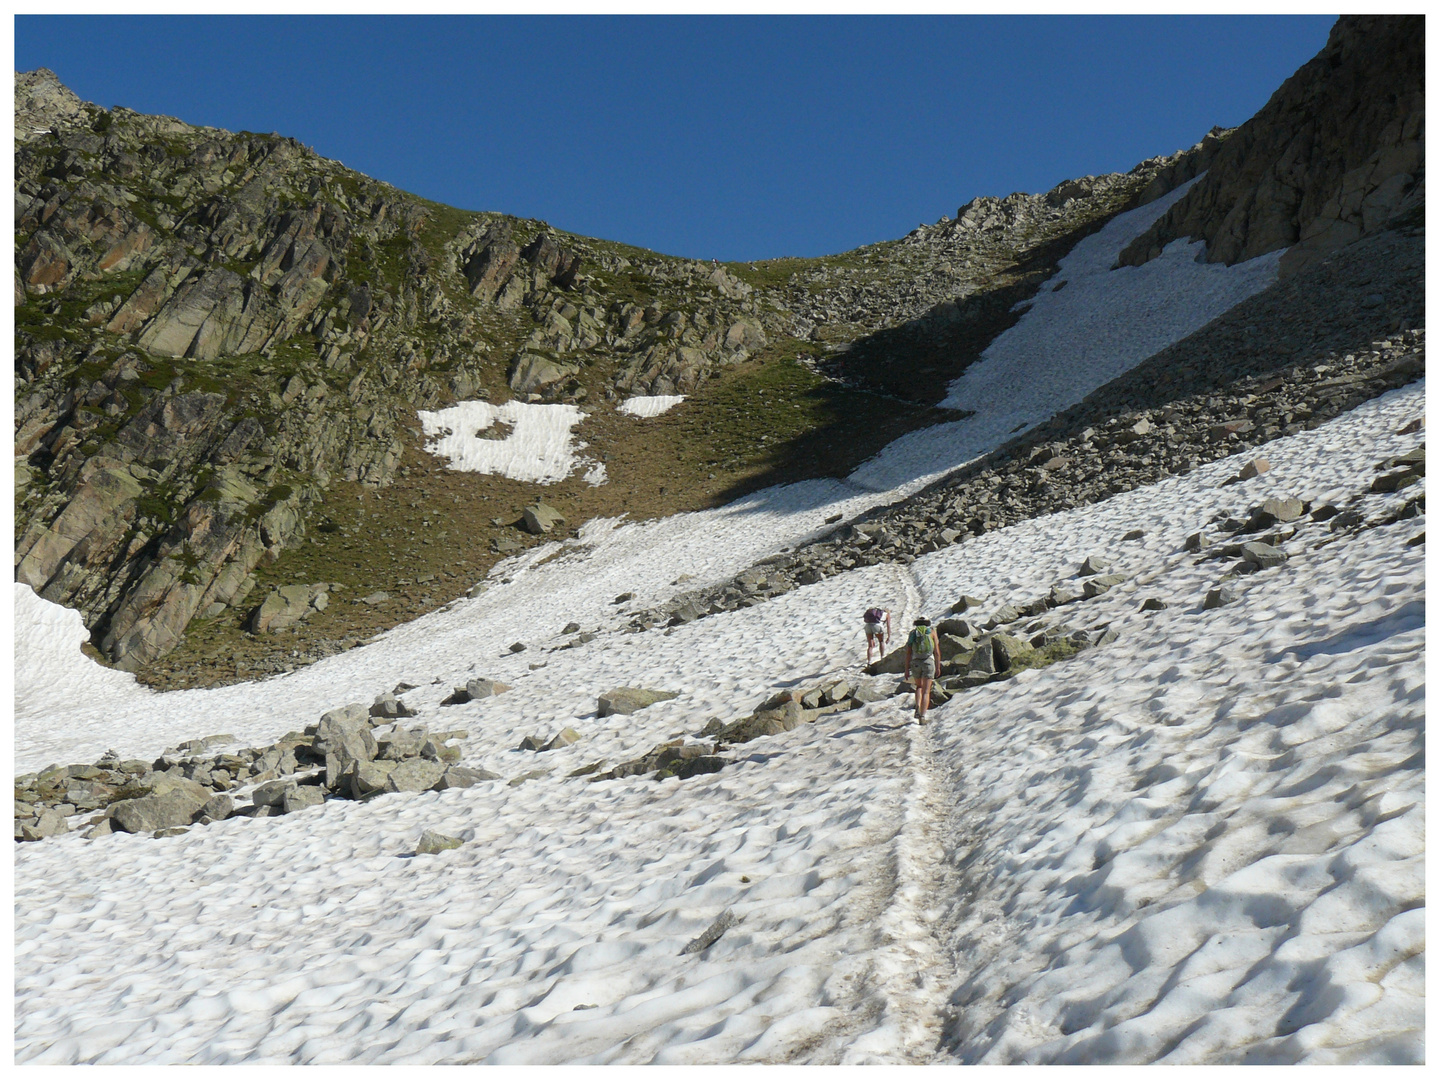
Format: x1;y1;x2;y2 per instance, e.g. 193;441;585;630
19;808;70;841
1183;531;1212;553
281;786;324;814
1078;555;1113;576
509;353;578;395
1048;583;1084;606
597;687;679;717
521;502;567;535
379;728;427;761
1140;597;1168;612
246;583;328;633
251;779;296;807
467;677;510;700
199;793;233;821
716;714;788;744
435;766;501;789
1203;586;1238;610
820;680;851;706
416;830;463;855
1082;574;1127;598
865;646;910;676
370;692;418;719
965;641;998;677
108;775;209;833
850;681;887;705
1240;541;1288;569
542;728;582;752
1372;469;1421;493
1234;459;1271;482
349;759;397;798
949;595;985;614
935;618;974;639
314;703;369;736
1254;495;1305;526
384;759;447;793
419;739;459;763
990;633;1033;672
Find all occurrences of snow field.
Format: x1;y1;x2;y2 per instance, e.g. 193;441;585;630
417;400;603;485
905;381;1425;1063
16;564;931;1064
13;380;1424;1064
849;176;1283;493
617;394;686;418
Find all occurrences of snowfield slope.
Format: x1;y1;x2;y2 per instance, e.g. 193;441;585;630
14;376;1424;1064
14;174;1425;1062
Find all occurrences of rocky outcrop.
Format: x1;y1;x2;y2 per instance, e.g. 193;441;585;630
13;68;88;143
1118;15;1424;277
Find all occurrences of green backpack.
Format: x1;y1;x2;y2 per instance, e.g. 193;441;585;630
908;626;934;656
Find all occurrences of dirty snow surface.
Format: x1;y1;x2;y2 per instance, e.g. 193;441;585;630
618;394;687;418
14;374;1424;1064
418;400;601;484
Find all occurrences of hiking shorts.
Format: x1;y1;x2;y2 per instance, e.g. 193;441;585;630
864;620;884;638
914;654;937;680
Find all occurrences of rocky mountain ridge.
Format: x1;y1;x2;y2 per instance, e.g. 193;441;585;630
13;67;1212;677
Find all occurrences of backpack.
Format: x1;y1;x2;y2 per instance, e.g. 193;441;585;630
864;607;885;624
908;626;933;656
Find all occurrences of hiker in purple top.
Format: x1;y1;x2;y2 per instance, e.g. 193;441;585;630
863;606;891;663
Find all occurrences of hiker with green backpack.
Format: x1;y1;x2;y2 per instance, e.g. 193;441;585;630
903;616;938;724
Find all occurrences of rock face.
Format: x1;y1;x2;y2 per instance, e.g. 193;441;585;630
1118;16;1424;277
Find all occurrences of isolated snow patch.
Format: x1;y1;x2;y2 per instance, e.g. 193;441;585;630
618;395;686;418
419;400;604;485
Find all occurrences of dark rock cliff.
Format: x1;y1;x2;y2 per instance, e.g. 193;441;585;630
1117;15;1424;277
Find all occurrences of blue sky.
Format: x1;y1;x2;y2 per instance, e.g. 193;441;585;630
16;15;1335;261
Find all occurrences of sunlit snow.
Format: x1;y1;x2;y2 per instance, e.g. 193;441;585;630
618;394;686;418
418;400;604;485
14;381;1423;1064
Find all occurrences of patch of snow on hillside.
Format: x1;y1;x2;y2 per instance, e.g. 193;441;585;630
618;394;686;418
848;176;1283;492
419;400;597;484
14;583;149;727
13;380;1424;1064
